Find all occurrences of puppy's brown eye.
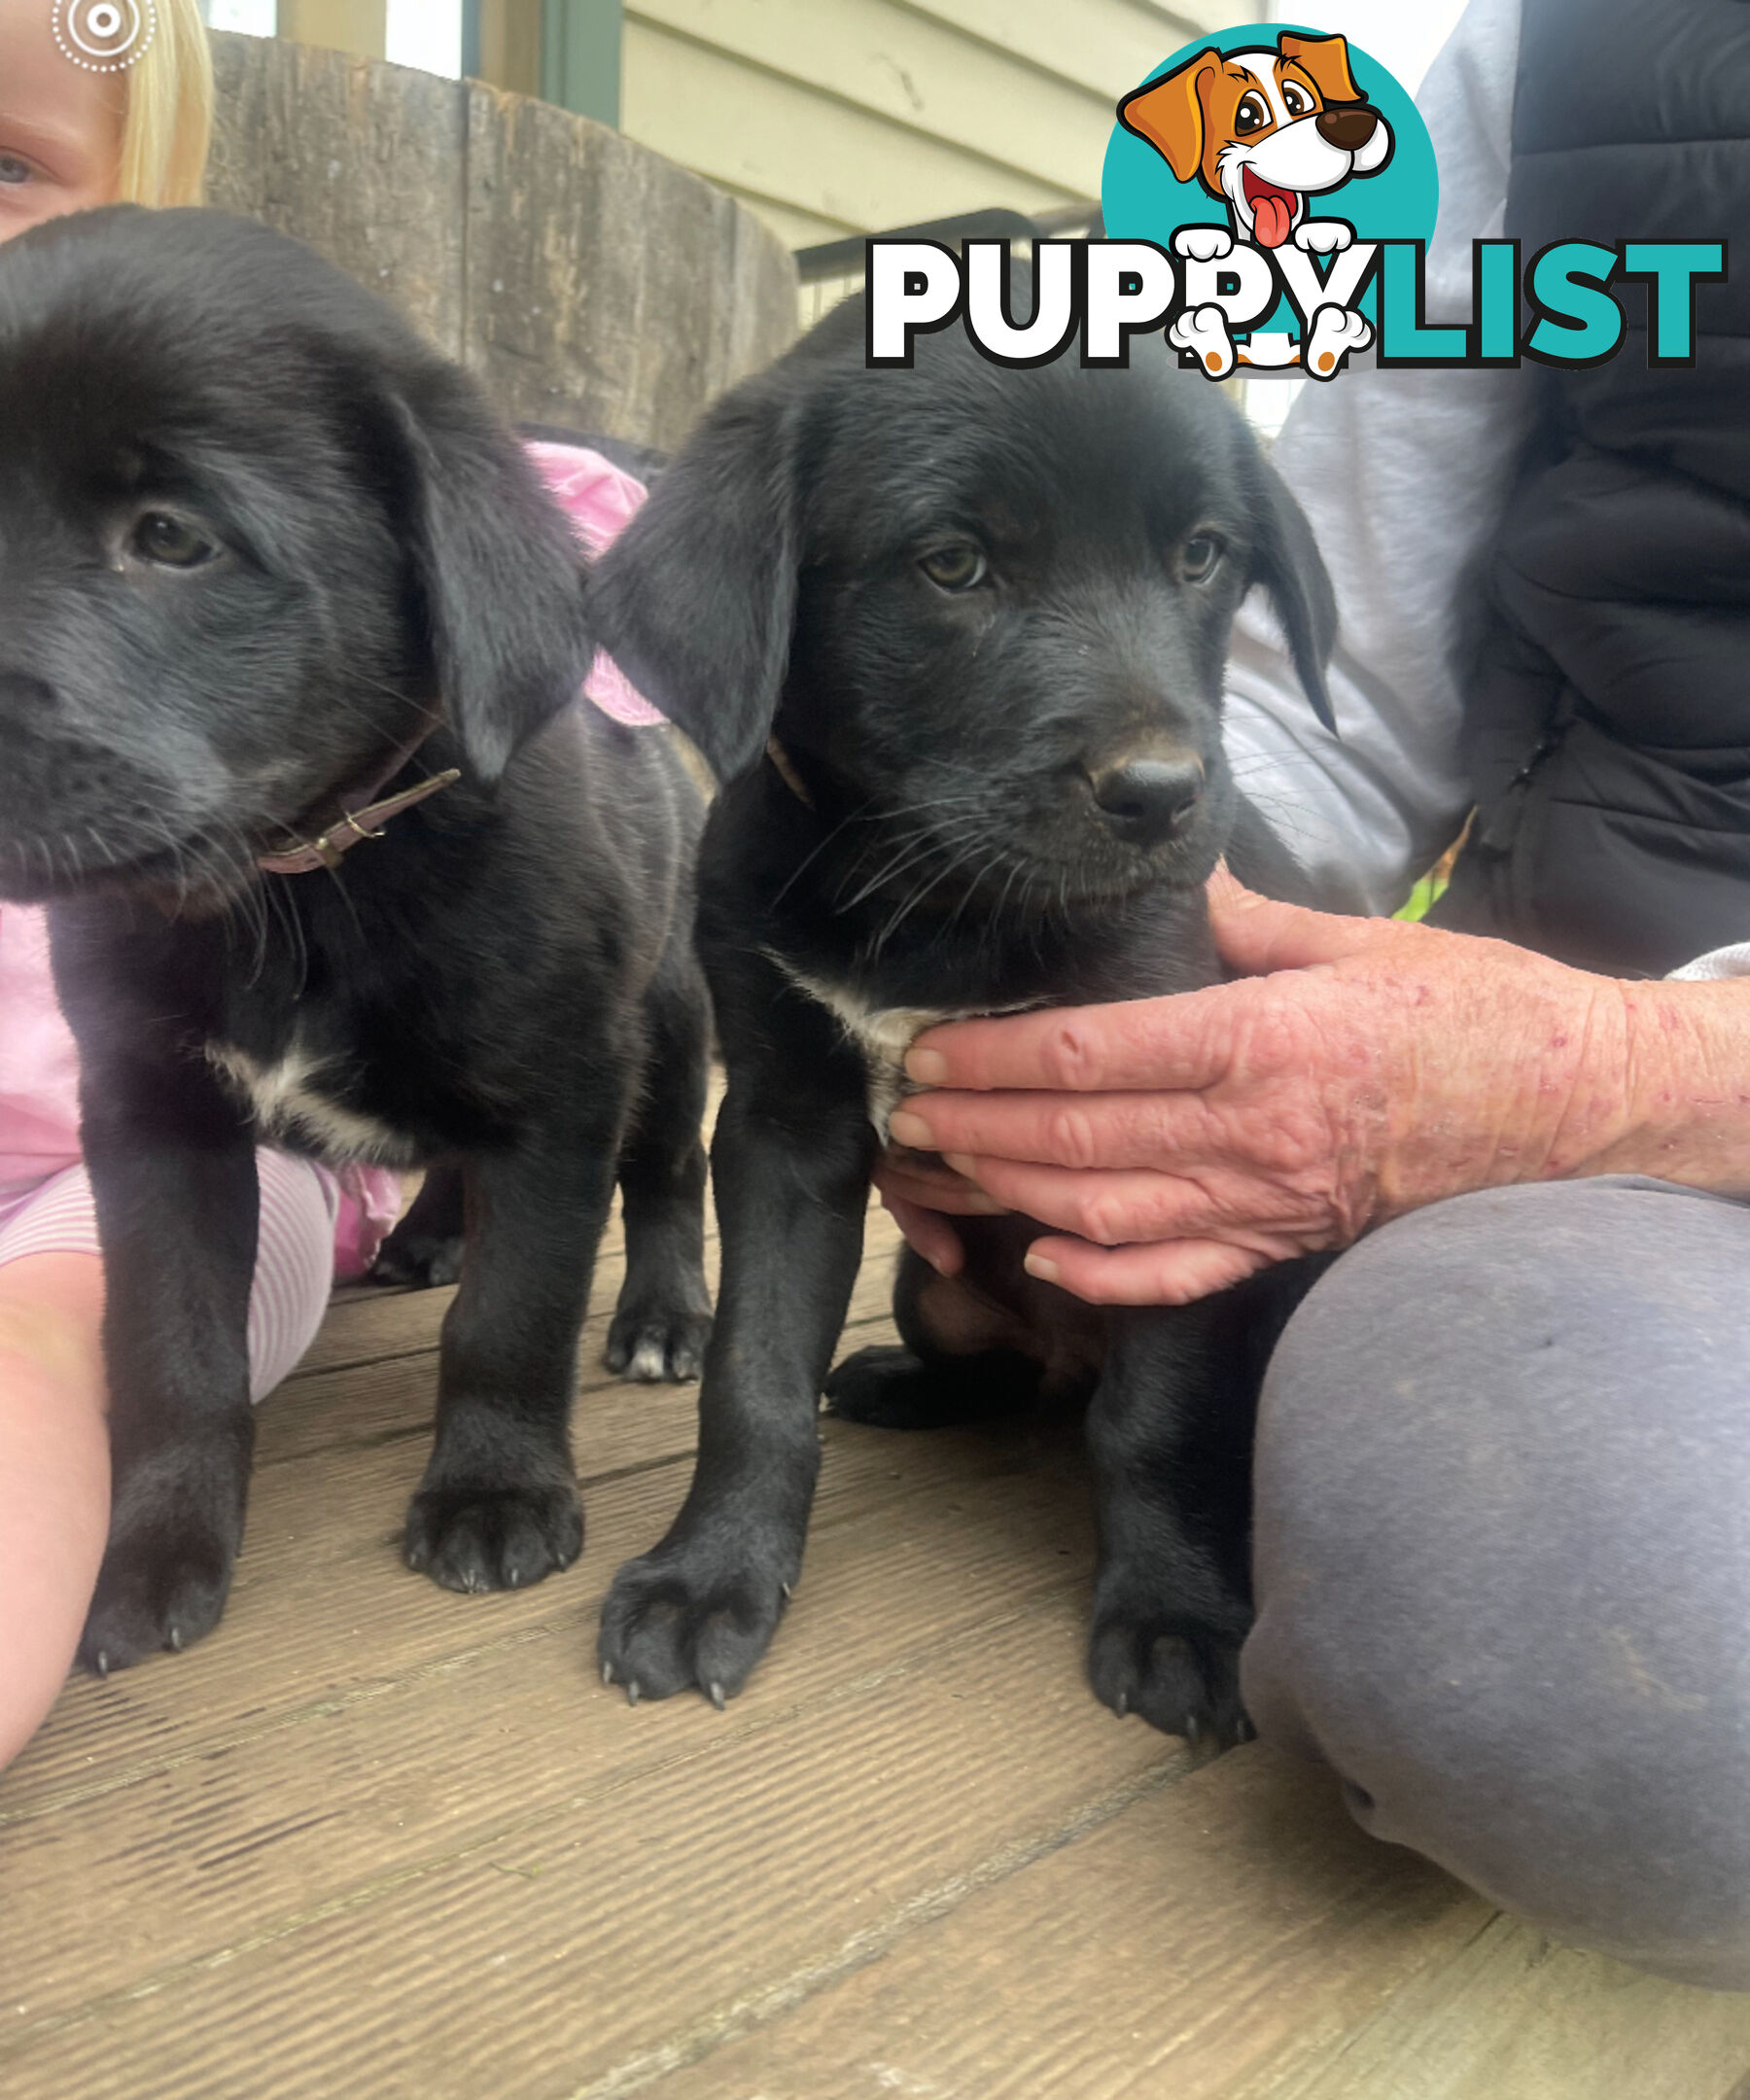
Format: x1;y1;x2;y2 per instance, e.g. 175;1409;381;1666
919;544;989;592
131;513;218;569
1235;93;1271;135
1181;536;1223;582
1282;83;1313;118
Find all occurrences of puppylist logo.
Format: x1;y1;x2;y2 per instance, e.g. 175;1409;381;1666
867;23;1727;381
52;0;157;72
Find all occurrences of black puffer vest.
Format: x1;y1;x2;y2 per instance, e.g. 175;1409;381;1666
1432;0;1750;976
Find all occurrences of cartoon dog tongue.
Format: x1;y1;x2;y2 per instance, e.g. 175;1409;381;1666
1243;172;1296;249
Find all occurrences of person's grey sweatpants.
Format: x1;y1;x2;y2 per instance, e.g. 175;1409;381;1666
1240;1176;1750;1991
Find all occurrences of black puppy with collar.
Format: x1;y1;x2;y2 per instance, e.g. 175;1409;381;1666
589;293;1335;1742
0;208;713;1670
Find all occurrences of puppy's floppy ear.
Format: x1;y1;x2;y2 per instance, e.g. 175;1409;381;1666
1243;445;1339;734
385;369;592;782
1278;31;1362;105
588;387;799;784
1117;51;1216;187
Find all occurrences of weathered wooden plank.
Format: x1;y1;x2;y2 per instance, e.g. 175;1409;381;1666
0;1606;1174;2100
0;1552;1112;2040
205;33;797;451
1268;1911;1750;2100
2;1363;1080;1815
461;80;797;449
206;32;469;358
637;1742;1487;2100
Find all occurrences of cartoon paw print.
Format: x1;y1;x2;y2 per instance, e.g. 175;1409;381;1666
1170;303;1236;379
1304;305;1373;379
1172;226;1235;264
1294;220;1355;257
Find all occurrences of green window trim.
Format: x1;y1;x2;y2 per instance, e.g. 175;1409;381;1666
542;0;622;127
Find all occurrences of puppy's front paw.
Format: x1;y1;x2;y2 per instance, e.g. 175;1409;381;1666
1173;226;1235;262
824;1346;943;1427
79;1461;245;1673
605;1291;713;1383
404;1475;582;1593
1294;218;1354;256
1169;303;1237;379
368;1224;465;1289
598;1527;794;1706
1087;1585;1252;1750
1303;305;1373;379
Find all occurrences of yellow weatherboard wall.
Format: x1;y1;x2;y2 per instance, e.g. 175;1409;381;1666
275;0;387;59
619;0;1266;253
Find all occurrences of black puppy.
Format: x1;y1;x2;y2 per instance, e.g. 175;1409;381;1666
589;292;1335;1740
0;208;713;1670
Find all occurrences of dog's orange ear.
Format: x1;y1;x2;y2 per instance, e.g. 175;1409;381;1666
1278;31;1363;104
1117;50;1217;185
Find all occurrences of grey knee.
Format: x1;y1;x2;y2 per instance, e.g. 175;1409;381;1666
1240;1180;1750;1989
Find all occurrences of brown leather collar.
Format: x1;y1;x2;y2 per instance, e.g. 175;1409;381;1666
255;719;461;876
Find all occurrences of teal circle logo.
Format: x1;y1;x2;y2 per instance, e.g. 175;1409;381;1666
1102;25;1438;368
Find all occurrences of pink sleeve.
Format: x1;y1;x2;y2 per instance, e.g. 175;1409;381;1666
525;440;668;727
329;1164;406;1283
0;906;86;1192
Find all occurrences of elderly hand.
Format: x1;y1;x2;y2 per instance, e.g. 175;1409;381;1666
875;872;1750;1305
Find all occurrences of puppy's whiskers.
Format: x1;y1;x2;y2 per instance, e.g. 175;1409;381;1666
770;794;877;908
868;828;1001;958
827;792;991;914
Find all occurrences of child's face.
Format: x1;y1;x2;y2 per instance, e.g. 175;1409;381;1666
0;0;126;243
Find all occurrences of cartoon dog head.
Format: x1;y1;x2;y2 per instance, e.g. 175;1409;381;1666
1119;33;1392;250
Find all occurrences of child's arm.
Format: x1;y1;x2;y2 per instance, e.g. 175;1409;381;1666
0;1253;110;1771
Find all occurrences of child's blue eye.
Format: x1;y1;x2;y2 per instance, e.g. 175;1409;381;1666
0;157;34;188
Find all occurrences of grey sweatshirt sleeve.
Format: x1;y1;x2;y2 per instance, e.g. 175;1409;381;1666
1221;0;1538;914
1669;946;1750;983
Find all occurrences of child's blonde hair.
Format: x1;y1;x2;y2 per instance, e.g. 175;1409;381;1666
117;0;213;208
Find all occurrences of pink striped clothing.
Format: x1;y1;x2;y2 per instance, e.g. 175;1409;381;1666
0;1152;361;1402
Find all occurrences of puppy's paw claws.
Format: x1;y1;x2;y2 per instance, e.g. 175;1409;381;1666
403;1476;582;1594
605;1297;714;1384
78;1499;241;1673
598;1533;794;1707
1088;1601;1250;1752
1173;226;1235;263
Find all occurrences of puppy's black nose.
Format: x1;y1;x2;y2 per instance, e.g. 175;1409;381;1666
1316;105;1379;151
1088;757;1204;848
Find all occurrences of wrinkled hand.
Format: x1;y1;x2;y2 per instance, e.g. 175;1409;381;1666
875;872;1747;1306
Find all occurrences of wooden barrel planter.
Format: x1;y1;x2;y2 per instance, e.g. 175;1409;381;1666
205;31;799;453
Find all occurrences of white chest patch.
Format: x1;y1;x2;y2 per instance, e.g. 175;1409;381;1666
206;1037;413;1165
775;962;1031;1139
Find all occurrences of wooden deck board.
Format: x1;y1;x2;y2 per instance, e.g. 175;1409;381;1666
3;1192;1746;2097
